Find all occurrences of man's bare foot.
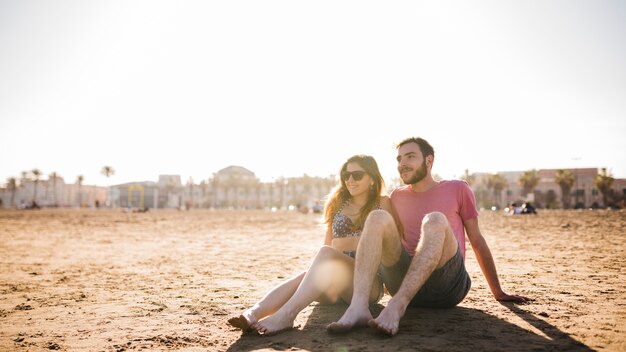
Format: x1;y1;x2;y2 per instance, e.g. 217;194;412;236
227;310;258;332
326;305;373;334
256;313;295;336
368;302;405;336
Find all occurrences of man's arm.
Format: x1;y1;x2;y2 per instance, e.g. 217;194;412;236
464;217;529;302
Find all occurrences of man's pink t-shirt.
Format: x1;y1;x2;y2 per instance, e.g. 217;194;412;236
390;180;479;258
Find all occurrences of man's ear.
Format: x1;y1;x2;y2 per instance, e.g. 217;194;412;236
427;155;434;168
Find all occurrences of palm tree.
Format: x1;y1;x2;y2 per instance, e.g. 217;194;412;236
31;169;42;204
101;166;115;207
101;166;115;180
275;177;287;210
76;175;84;207
555;169;574;209
187;177;195;209
593;168;614;208
486;173;507;208
460;169;475;186
519;169;539;199
211;173;219;208
166;178;177;208
255;181;263;209
49;172;60;207
199;180;208;208
6;177;17;207
20;171;29;200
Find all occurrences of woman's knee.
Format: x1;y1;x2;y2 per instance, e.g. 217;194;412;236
315;245;341;259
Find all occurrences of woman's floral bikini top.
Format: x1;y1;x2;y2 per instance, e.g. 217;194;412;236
331;201;381;258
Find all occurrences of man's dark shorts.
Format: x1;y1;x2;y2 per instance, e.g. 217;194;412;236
379;246;471;308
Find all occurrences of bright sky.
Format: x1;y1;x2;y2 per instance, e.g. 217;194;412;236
1;1;625;187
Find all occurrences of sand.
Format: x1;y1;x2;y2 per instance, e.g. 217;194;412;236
0;208;624;351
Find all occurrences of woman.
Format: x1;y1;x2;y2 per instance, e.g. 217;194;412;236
227;155;393;335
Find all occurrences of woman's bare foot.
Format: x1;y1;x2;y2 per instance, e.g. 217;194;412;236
326;305;373;334
227;309;258;332
255;313;295;336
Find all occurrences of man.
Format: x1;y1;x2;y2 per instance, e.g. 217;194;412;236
327;137;528;336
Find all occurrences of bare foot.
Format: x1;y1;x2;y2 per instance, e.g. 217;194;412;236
256;313;295;336
227;310;257;332
368;302;405;336
326;305;373;334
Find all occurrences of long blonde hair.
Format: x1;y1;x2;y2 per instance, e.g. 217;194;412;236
323;155;386;231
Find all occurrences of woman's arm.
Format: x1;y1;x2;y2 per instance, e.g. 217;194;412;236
324;225;333;246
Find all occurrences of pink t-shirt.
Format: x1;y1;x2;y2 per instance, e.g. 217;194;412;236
390;180;478;258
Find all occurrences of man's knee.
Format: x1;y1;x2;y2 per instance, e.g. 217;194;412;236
421;212;457;265
363;209;395;234
421;212;449;236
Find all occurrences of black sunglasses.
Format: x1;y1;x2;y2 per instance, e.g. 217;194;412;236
341;170;366;182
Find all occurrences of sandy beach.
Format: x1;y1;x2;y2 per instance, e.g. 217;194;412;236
0;208;624;351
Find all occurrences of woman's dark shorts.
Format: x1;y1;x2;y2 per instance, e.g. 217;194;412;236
379;246;471;308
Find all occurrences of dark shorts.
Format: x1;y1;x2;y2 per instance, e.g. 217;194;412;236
379;246;471;308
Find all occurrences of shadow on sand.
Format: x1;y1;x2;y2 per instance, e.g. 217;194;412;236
227;302;594;352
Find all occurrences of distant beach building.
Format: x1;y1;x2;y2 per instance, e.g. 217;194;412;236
102;166;335;210
6;165;622;210
0;176;106;208
207;166;335;210
159;175;183;208
109;181;157;209
107;175;183;209
468;167;625;210
158;175;182;189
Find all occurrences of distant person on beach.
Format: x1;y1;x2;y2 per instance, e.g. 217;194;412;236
521;202;537;214
507;202;537;215
227;155;394;335
506;202;522;215
327;137;529;336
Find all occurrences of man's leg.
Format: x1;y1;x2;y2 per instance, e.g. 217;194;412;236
369;211;459;336
327;210;402;333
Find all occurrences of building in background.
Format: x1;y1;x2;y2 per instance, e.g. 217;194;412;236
0;176;106;208
104;166;336;210
3;165;624;210
467;168;625;210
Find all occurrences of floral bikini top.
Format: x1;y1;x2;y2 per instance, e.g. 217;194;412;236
332;201;381;258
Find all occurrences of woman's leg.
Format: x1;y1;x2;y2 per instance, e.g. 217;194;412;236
256;245;355;335
227;271;305;331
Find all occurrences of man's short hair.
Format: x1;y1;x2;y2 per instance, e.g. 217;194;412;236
396;137;435;158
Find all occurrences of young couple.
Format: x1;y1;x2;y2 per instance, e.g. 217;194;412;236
228;137;528;336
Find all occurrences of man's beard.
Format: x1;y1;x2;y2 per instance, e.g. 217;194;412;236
403;160;428;184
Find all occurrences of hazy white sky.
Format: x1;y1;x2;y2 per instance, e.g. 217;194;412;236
1;1;625;186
